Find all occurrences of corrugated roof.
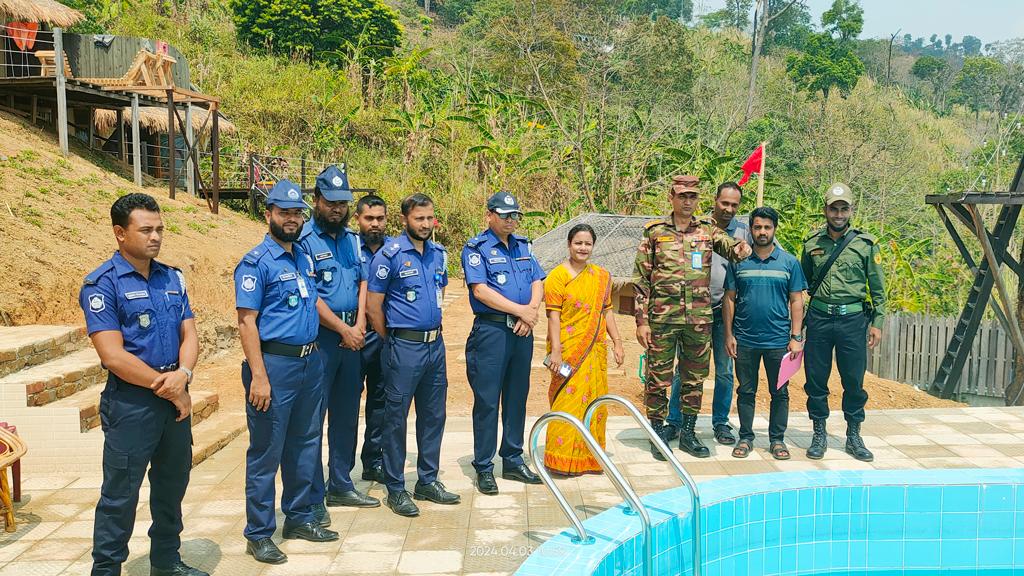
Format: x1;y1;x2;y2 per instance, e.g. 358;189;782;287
532;212;660;282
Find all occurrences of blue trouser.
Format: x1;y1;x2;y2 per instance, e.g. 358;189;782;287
92;374;191;576
360;331;386;469
465;318;533;474
668;307;733;428
311;328;363;498
381;335;448;493
242;351;323;540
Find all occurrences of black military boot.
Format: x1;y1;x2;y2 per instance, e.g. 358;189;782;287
649;420;673;461
678;414;710;458
845;421;874;462
807;419;828;460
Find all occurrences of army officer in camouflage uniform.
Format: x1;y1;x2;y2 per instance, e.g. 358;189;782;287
633;175;751;460
801;183;886;463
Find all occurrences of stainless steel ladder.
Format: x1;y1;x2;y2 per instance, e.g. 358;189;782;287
528;394;703;576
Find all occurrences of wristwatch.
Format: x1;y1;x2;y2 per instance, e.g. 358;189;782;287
790;334;804;342
178;366;194;384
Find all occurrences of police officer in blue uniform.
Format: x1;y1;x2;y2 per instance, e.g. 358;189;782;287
367;193;461;517
235;180;339;565
355;194;390;483
297;165;380;515
80;193;206;576
461;192;545;495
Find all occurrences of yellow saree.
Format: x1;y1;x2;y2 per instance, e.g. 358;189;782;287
543;263;613;476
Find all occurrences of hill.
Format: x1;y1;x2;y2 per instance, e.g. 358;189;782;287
0;112;265;352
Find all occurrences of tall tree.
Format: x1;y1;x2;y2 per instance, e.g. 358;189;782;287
911;55;951;110
950;56;1004;121
745;0;803;119
701;0;753;30
762;0;813;52
962;35;983;56
619;0;693;22
785;0;864;113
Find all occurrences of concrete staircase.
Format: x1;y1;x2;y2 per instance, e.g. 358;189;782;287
0;325;243;474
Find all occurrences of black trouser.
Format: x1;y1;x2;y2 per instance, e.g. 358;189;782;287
360;331;386;469
734;346;789;443
804;307;869;424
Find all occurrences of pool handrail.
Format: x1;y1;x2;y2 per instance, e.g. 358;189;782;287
583;394;703;576
529;411;654;576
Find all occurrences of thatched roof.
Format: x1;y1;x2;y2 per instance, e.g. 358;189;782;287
0;0;83;26
533;213;658;286
94;106;237;137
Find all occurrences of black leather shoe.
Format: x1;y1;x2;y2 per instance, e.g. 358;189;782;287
245;538;287;564
845;421;874;462
151;562;209;576
663;423;680;441
807;419;828;460
312;501;331;527
281;522;340;542
326;489;381;508
477;471;499;495
361;464;384;483
386;490;420;517
414;480;461;504
502;464;542;485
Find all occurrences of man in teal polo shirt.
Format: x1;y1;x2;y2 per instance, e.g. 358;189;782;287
723;206;806;460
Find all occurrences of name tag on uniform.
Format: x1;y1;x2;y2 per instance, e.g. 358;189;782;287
279;272;297;281
165;290;180;296
297;277;310;299
691;251;702;270
488;257;507;264
810;248;825;256
399;268;419;279
314;251;332;261
656;236;675;243
515;256;531;261
436;287;442;308
125;290;148;300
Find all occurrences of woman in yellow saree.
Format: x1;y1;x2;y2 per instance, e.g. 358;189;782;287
543;224;625;476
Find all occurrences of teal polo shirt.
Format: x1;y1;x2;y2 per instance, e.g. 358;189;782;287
725;246;807;349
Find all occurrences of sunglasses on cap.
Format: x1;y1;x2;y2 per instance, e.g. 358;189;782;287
492;211;522;221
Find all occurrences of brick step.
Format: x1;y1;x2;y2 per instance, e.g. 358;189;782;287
190;410;245;467
0;347;106;408
65;386;219;432
0;325;89;379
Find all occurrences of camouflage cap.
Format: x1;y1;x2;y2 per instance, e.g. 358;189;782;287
825;183;853;206
671;175;700;194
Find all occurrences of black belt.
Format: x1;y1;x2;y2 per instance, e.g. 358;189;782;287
334;309;357;326
391;328;441;343
476;313;515;328
261;340;319;357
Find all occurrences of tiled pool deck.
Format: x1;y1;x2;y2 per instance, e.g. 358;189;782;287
4;406;1024;575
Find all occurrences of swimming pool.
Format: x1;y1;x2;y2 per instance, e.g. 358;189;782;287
514;468;1024;576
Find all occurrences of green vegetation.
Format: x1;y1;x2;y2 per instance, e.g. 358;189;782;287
65;0;1024;314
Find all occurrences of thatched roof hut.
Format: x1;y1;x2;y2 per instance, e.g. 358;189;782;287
0;0;83;26
533;213;657;288
94;106;237;141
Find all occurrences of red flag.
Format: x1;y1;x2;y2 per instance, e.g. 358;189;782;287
738;145;763;186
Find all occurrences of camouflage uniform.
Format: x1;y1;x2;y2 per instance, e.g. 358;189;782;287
633;214;744;422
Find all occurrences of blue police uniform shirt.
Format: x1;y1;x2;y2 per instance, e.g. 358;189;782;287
79;251;194;369
234;234;320;345
367;233;448;331
461;229;545;315
724;246;807;349
297;220;366;314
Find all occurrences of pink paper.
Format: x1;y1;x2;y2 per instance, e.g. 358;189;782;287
777;351;804;390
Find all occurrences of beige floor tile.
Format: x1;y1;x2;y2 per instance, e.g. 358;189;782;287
894;445;957;459
0;560;71;576
262;553;333;575
329;550;400;574
341;531;406;553
396;550;463;574
404;528;468;551
18;538;92;562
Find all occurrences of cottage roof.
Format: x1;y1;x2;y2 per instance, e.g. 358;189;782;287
532;212;659;285
0;0;83;26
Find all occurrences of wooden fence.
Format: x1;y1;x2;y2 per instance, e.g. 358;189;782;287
867;313;1017;399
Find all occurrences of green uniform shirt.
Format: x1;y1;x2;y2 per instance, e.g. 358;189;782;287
800;227;887;329
633;213;743;326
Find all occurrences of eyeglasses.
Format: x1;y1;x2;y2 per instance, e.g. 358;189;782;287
493;212;522;221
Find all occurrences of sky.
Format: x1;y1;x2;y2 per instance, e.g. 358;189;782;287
694;0;1024;45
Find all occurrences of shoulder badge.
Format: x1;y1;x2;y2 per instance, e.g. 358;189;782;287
83;260;115;286
857;231;877;245
243;247;264;265
644;219;664;230
873;251;882;264
382;242;401;258
465;234;485;249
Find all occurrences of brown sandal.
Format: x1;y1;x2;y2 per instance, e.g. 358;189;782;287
732;440;752;459
770;441;791;460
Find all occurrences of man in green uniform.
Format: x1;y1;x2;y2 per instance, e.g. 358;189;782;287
633;175;751;460
800;183;886;462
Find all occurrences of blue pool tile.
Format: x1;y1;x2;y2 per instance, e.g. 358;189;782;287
850;487;868;513
941;539;978;567
905;511;941;540
833;486;852;513
706;503;721;533
849;513;868;539
815;488;833;515
831;513;851;540
849;540;868;569
829;541;850;569
765;491;782;520
866;540;903;568
780;544;798;574
869;485;905;512
904;540;940;568
942;512;980;540
814;515;833;542
980;538;1014;566
811;542;829;571
797;516;814;541
1015;485;1024;510
749;493;765;522
1013;538;1024;566
748;522;765;548
781;518;798;544
734;496;747;524
985;485;1016;511
764;545;781;574
907;486;942;513
797;542;815;572
781;490;798;518
981;511;1016;538
798;489;816;516
868;513;905;540
944;485;981;512
746;548;763;574
765;519;781;547
718;499;734;527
